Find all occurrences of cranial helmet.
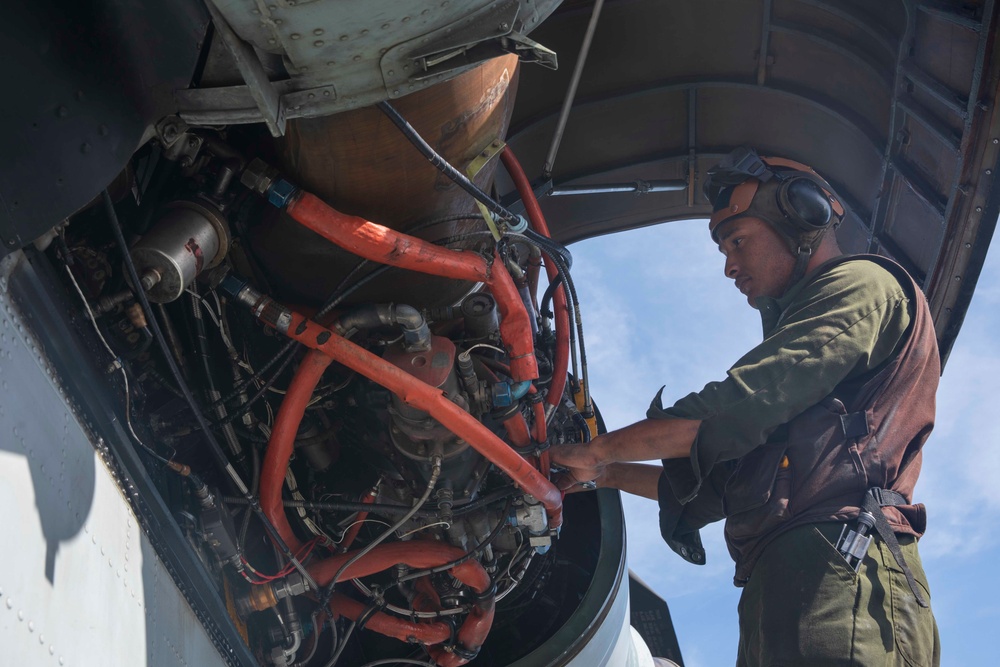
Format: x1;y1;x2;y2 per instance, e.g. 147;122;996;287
704;146;845;283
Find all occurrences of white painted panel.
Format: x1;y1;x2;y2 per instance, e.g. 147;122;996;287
0;265;228;667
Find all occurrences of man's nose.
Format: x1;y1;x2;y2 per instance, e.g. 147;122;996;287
724;253;738;278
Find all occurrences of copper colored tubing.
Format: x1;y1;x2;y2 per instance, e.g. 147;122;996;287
260;349;333;552
274;308;562;529
499;149;570;410
284;192;538;382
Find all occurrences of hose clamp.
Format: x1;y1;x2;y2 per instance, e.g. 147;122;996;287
447;644;481;661
473;581;497;604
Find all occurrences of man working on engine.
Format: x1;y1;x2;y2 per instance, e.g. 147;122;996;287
551;147;940;666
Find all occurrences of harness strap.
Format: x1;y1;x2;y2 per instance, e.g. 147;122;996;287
862;488;929;608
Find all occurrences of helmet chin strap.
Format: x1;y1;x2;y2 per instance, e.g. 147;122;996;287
790;245;813;286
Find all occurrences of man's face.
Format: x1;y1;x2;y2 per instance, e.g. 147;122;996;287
716;216;796;307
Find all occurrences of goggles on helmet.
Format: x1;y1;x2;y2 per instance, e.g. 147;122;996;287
704;147;845;255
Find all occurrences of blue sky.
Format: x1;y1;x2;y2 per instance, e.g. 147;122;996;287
571;220;1000;666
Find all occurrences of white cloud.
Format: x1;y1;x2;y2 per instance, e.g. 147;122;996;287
915;243;1000;560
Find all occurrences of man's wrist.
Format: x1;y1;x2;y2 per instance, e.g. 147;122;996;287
589;436;614;469
598;462;618;490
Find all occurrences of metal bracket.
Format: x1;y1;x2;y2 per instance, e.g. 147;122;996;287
155;116;204;167
204;0;286;137
409;0;522;76
467;139;507;240
501;32;558;70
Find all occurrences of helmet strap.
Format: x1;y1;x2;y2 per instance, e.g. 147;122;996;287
790;245;814;286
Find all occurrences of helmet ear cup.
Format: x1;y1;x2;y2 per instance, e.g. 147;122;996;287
778;177;833;231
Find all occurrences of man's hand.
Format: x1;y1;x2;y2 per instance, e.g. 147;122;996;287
550;441;607;493
548;417;702;502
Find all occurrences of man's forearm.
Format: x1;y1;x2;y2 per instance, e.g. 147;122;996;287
594;418;701;466
549;417;700;493
601;462;662;501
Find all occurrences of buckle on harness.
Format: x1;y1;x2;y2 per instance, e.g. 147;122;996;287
835;511;876;572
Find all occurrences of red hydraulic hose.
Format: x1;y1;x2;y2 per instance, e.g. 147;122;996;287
312;541;495;665
260;349;333;552
478;363;532;450
285;192;538;383
257;305;562;529
329;593;451;645
309;541;490;589
527;384;547;444
339;487;377;553
430;600;495;667
527;384;550;478
503;409;531;448
499;148;570;412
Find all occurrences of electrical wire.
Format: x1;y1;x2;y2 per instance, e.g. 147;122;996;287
224;496;439;519
377;101;521;228
324;619;356;667
63;262;173;466
318;456;442;611
397;521;451;539
395;495;514;586
101;189;319;593
297;609;324;666
334;518;394;541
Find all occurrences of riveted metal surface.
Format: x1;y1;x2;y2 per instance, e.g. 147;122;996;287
180;0;560;123
0;252;234;667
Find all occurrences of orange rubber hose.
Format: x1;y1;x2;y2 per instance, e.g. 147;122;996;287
285;192;538;382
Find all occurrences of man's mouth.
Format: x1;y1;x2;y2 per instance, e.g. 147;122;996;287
735;276;750;294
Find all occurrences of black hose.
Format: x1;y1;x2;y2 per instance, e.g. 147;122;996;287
376;101;520;227
539;274;563;319
102;189;318;591
571;411;592;443
133;155;177;235
521;228;573;269
191;288;245;460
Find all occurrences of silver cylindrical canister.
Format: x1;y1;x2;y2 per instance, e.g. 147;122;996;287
130;199;230;303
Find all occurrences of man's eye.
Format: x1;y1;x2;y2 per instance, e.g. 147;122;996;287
733;237;743;248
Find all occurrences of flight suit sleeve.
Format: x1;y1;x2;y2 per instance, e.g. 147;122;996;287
657;461;734;565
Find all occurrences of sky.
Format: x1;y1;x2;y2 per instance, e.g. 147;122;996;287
570;220;1000;667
